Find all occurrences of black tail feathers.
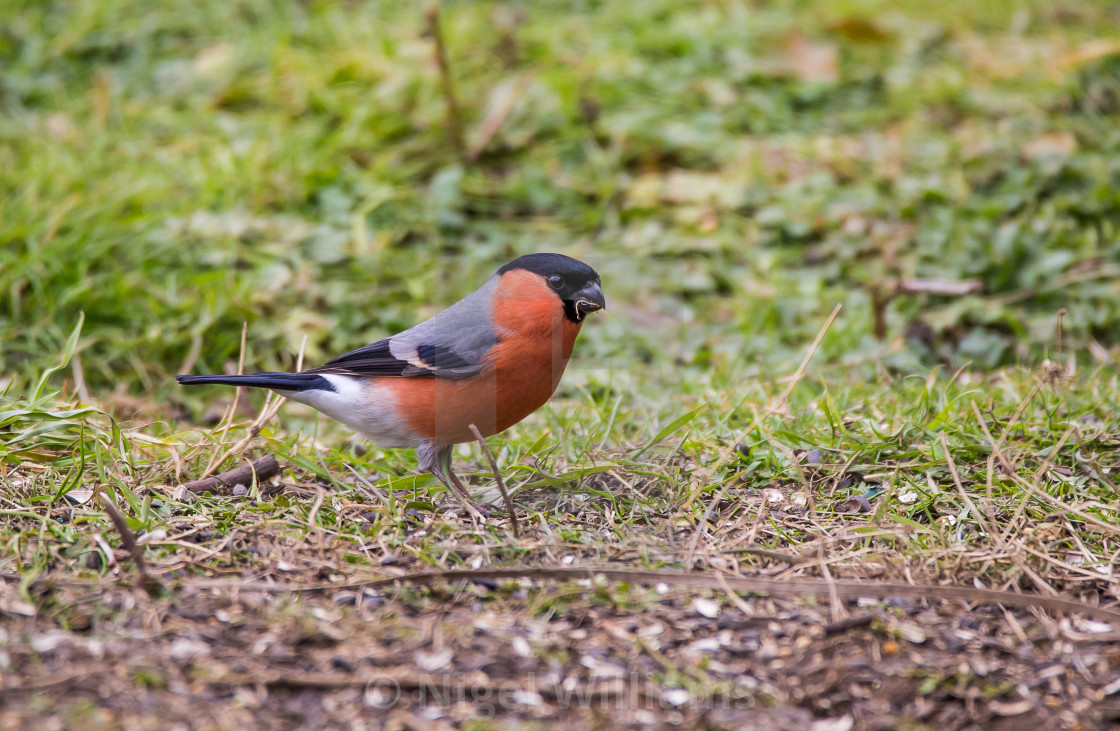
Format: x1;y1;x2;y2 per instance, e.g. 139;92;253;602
175;372;336;393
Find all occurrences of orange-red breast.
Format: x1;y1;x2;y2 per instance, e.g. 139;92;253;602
177;253;605;514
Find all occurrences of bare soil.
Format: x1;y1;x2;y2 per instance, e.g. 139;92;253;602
3;553;1119;730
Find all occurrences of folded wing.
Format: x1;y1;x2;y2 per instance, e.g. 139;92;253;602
308;277;499;380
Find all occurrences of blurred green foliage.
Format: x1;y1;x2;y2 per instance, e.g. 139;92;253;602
2;0;1120;399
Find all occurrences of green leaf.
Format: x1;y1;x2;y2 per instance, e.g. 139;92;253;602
31;312;85;402
633;405;706;458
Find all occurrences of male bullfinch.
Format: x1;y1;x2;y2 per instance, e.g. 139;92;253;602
177;253;605;515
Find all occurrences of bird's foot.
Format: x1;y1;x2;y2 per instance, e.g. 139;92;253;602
446;492;493;521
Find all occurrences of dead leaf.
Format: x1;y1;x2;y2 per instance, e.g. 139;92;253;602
29;632;69;652
786;35;839;84
601;619;634;642
698;208;719;232
660;687;690;706
1076;619;1114;634
45;114;73;141
1057;38;1120;71
0;594;38;618
838;496;873;513
414;647;453;672
627;170;744;208
193;43;233;77
684;637;721;655
692;597;720;619
510;689;544;706
811;716;854;731
828;18;891;44
63;489;94;505
468;74;533;159
898;624;927;644
1023;132;1076;161
136;529;167;545
169;638;211;661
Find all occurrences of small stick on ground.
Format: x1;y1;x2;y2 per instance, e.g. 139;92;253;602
426;3;466;161
344;464;388;506
470;424;519;537
824;614;875;636
188;566;1120;622
99;493;161;593
179;455;280;495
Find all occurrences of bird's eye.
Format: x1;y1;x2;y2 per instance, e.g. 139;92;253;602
548;275;564;290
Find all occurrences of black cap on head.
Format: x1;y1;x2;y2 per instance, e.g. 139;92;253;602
498;253;597;282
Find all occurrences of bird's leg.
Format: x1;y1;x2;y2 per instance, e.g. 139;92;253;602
418;442;488;520
439;445;497;518
444;458;499;518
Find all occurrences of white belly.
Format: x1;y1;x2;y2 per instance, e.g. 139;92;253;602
285;375;420;449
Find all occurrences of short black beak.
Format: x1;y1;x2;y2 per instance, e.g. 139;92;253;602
573;281;606;318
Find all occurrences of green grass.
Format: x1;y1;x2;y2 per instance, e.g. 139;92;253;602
2;1;1120;722
3;0;1120;389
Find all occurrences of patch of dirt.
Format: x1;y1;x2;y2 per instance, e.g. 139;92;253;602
2;572;1119;729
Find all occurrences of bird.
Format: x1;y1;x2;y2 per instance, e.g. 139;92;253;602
177;253;605;516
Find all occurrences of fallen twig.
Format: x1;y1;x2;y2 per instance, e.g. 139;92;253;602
178;455;280;495
467;74;532;160
870;278;983;340
823;614;875;636
470;424;519;537
184;565;1120;623
213;669;647;704
344;464;389;505
895;278;983;296
1;665;645;702
426;3;466;161
8;563;1119;624
0;671;93;696
99;494;161;593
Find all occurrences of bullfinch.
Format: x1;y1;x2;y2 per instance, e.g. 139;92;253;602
177;253;605;514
